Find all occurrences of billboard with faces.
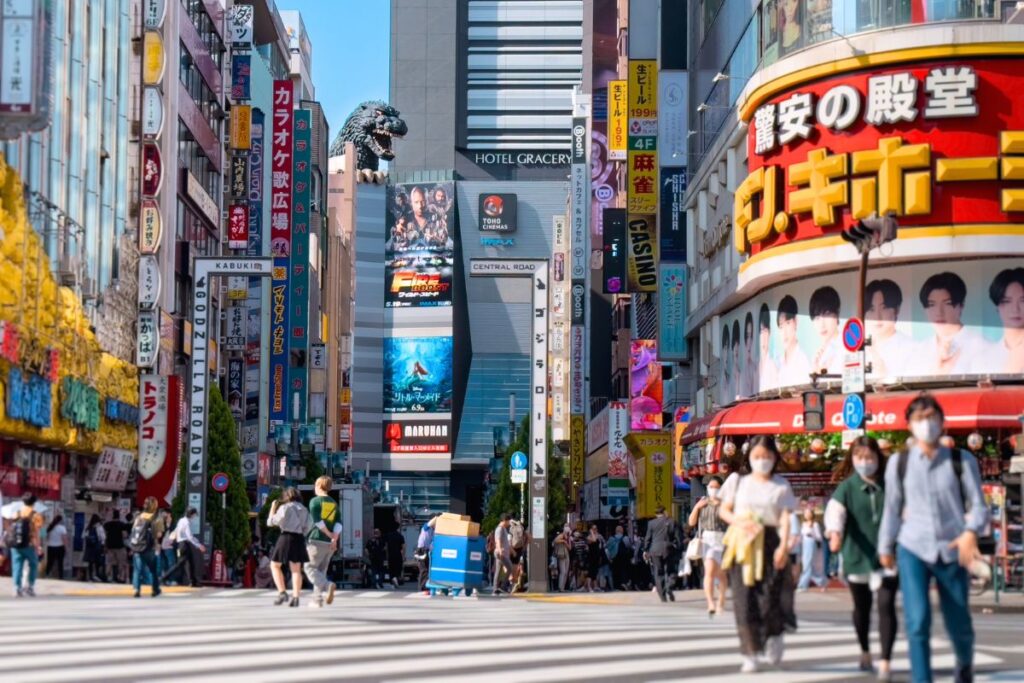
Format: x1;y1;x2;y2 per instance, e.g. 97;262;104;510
715;258;1024;406
385;182;455;308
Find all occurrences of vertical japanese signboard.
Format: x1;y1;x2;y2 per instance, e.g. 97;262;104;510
289;109;312;423
269;81;293;426
658;263;688;361
608;400;630;491
627;60;658;216
608;80;628;161
137;374;180;508
570;118;589;282
570;414;585;502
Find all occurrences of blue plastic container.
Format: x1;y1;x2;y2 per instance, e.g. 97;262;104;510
429;534;486;589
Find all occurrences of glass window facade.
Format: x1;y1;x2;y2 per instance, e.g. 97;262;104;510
456;354;531;460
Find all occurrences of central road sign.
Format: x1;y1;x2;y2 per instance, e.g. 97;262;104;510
842;394;865;430
843;317;865;352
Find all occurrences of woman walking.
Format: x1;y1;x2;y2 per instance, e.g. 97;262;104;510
688;476;728;616
267;488;311;607
158;510;177;584
825;436;897;682
45;515;69;579
586;525;605;592
84;514;107;582
719;436;796;673
797;507;827;591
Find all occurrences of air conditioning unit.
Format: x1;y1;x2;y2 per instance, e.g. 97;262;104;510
81;276;100;302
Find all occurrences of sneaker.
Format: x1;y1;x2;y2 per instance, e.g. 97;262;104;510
152;588;162;598
308;598;324;609
14;588;22;598
325;583;336;605
740;656;760;673
24;587;35;597
133;590;141;598
765;635;784;665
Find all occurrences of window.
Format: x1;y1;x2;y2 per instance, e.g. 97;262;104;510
729;14;760;106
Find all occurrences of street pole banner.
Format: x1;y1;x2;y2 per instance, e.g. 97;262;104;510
269;80;293;427
288;109;312;423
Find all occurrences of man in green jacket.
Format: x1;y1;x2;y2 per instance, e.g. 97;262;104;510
305;476;341;608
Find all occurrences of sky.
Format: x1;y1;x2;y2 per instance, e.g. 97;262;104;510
281;0;391;136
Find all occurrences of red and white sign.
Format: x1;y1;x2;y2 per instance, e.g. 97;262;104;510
141;142;162;197
608;401;630;485
270;80;293;257
137;374;181;507
228;203;249;250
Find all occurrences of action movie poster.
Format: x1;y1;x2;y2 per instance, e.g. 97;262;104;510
385;182;455;308
383;336;454;413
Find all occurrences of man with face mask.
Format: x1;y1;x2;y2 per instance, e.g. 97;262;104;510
878;393;988;683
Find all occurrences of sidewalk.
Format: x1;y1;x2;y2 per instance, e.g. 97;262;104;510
0;577;204;598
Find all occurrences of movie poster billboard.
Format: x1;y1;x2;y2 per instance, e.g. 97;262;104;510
385;182;455;308
715;258;1024;406
630;340;663;430
383;336;453;413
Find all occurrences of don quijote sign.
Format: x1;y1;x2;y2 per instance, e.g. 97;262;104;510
791;409;897;430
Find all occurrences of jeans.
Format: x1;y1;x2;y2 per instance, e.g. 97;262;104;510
12;547;39;590
798;536;825;589
132;551;160;594
304;540;334;597
160;548;178;582
897;545;974;683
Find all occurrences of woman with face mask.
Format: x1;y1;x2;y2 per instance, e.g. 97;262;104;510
688;476;728;616
718;436;797;673
825;436;896;682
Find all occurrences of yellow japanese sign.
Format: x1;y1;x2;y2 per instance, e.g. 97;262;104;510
628;61;658;215
142;31;165;86
626;215;658;292
230;105;252;151
608;80;627;161
570;414;585;500
625;432;673;519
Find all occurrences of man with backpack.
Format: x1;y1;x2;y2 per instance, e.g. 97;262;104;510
508;516;527;592
879;393;989;683
10;493;44;597
129;497;164;598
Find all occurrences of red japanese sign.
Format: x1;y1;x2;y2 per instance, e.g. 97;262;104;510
270;80;293;257
136;374;181;508
141;142;163;197
228;203;249;249
737;58;1024;257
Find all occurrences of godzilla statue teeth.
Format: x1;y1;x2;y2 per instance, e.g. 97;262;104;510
328;100;409;171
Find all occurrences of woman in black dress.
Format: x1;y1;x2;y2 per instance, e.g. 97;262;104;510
586;525;604;592
267;487;312;606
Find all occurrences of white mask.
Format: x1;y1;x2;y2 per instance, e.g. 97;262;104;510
707;488;720;500
910;418;942;445
750;458;774;475
853;461;877;478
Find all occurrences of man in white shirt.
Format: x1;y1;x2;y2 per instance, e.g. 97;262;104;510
865;279;914;379
161;508;206;587
911;272;991;376
809;286;844;376
775;295;811;388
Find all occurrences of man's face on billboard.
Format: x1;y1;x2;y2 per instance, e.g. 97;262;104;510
997;281;1024;330
411;189;426;217
812;311;838;340
866;290;897;338
924;288;963;336
779;315;797;346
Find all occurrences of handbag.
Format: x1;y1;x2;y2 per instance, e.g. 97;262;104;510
685;537;703;561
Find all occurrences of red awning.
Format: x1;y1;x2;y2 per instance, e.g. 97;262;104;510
681;387;1024;445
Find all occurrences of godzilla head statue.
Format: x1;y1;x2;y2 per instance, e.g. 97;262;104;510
329;101;408;171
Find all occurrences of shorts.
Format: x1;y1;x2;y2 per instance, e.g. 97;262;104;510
701;531;725;564
511;549;523;565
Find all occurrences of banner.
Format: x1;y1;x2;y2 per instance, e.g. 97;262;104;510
383;337;453;413
230;54;251;100
383;419;451;454
608;80;627;160
385;182;454;307
289;109;312;422
624;432;673;518
658;264;688;361
570;414;585;501
227;358;244;420
269;80;293;426
660;169;687;261
659;71;688;169
228;203;248;249
626;214;658;292
230;104;252;150
627;60;658;215
608;401;629;489
570;117;589;281
137;375;180;507
630;340;663;430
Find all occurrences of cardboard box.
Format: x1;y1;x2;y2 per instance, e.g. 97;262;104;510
439;512;471;523
434;517;481;538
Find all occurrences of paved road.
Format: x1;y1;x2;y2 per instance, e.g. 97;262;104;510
2;584;1023;682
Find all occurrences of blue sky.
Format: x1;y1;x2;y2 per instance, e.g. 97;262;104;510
282;0;391;136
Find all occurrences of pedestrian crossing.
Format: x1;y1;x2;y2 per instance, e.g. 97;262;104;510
0;590;1019;683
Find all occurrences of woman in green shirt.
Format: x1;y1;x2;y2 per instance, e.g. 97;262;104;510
825;436;897;683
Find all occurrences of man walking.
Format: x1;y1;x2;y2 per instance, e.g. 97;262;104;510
879;393;988;683
10;493;44;597
305;476;341;608
644;506;679;602
104;509;129;583
492;513;513;595
386;527;405;587
129;497;164;598
415;518;435;594
367;529;387;589
162;508;206;587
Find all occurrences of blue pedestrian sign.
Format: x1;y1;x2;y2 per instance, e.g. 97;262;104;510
842;394;865;430
510;451;528;484
510;451;527;470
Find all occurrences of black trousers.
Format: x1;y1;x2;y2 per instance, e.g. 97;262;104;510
849;577;899;661
162;544;200;586
730;527;794;655
46;547;65;579
651;554;673;600
417;555;429;591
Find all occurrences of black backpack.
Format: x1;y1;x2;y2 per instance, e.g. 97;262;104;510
12;517;32;549
897;448;996;555
128;517;155;553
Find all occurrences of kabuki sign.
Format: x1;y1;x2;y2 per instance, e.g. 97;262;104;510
736;56;1024;257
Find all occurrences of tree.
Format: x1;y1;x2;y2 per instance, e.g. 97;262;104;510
171;446;188;522
546;436;568;539
482;416;528;535
205;384;252;564
258;487;282;549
